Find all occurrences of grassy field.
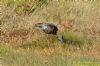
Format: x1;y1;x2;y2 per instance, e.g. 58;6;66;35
0;0;100;66
0;44;100;66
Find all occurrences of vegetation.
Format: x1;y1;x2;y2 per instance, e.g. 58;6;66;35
0;0;100;66
0;44;100;66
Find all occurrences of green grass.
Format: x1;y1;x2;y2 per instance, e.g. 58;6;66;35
62;31;85;45
0;44;44;66
0;44;100;66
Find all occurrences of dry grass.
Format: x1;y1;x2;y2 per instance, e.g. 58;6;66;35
0;0;100;65
0;0;100;54
0;44;100;66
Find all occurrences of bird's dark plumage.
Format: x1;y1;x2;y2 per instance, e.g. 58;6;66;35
34;23;64;42
34;23;58;35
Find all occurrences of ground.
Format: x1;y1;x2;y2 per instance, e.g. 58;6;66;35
0;0;100;66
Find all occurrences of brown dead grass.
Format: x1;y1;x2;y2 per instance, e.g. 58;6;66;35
0;0;100;57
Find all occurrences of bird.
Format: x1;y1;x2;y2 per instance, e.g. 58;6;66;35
34;22;64;42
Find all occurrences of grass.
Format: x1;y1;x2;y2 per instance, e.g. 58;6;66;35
0;44;100;66
0;0;100;66
63;31;85;46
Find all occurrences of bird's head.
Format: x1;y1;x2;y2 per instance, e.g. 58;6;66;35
34;23;43;27
34;23;48;31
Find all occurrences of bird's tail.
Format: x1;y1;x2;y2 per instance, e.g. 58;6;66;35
57;34;65;43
